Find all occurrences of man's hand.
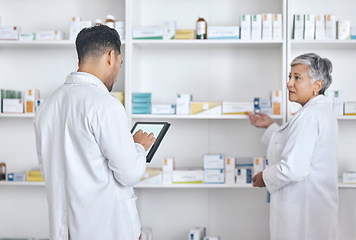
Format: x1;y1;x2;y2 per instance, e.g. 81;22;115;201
246;112;274;129
252;171;266;187
133;130;156;151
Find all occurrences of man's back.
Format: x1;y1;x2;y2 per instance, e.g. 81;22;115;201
34;73;146;240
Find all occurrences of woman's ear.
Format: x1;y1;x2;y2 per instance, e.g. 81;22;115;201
314;80;323;93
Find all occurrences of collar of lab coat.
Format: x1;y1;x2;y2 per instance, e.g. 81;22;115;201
65;72;109;93
279;95;327;131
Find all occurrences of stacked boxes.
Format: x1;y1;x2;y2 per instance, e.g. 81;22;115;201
236;157;253;184
132;92;151;114
203;154;224;184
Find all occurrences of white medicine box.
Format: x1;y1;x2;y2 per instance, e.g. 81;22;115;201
204;154;224;169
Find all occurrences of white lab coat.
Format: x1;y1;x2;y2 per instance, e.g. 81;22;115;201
34;72;146;240
261;95;339;240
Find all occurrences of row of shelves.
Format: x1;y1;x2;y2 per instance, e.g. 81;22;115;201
0;40;356;48
1;113;356;120
1;181;355;189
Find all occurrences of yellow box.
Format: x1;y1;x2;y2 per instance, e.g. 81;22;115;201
190;102;222;115
175;29;195;39
110;91;125;105
27;170;44;182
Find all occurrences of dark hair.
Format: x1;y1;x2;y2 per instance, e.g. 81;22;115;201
76;25;121;64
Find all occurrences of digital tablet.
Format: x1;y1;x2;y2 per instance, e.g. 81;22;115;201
131;122;171;163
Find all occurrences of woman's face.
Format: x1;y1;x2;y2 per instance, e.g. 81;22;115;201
287;64;319;106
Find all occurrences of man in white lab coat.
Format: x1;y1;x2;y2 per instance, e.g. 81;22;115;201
34;25;155;240
247;53;338;240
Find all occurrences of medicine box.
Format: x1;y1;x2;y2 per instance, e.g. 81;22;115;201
176;94;192;115
236;168;252;184
293;14;304;40
151;104;175;115
0;26;20;40
36;30;63;40
304;14;315;40
254;98;261;115
222;102;254;115
240;14;251;40
132;103;151;114
204;154;224;169
190;102;222;115
333;90;344;116
344;102;356;115
351;27;356;39
132;92;151;103
27;170;44;182
251;15;262;40
325;14;336;40
343;172;356;184
115;21;125;40
315;14;326;40
1;89;22;113
204;237;220;240
172;168;204;184
3;99;23;113
273;14;283;40
19;32;36;41
207;26;239;40
189;227;206;240
162;157;174;184
204;169;224;184
225;157;235;171
140;168;162;184
175;29;195;40
133;27;164;40
337;20;350;40
110;91;125;105
7;172;26;181
69;19;92;41
25;89;39;113
225;169;235;184
262;14;273;40
272;90;282;115
163;21;176;40
253;157;264;175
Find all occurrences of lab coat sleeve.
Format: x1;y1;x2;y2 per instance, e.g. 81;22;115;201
261;123;279;146
92;101;146;187
263;113;318;194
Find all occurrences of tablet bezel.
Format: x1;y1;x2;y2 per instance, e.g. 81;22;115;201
130;122;171;163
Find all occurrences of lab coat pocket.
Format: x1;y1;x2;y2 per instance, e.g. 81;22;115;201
126;195;141;239
270;200;301;240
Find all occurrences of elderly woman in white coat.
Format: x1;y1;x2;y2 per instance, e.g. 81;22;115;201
247;53;338;240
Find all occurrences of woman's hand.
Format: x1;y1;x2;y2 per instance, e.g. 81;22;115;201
252;171;266;187
246;112;274;128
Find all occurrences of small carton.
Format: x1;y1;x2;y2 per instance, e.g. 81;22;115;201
333;90;344;116
325;14;336;40
207;26;239;40
36;30;63;40
162;158;174;184
133;27;164;40
344;102;356;116
163;21;176;40
222;102;254;115
293;14;304;40
204;154;224;169
337;20;351;40
304;14;315;40
19;32;36;41
175;29;195;40
190;102;222;115
240;14;251;40
253;157;264;175
0;26;20;40
315;14;326;40
204;169;224;184
152;104;175;115
273;14;283;40
272;90;282;115
176;94;192;115
251;15;262;40
262;14;273;40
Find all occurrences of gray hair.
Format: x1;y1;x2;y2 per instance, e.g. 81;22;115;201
290;53;333;95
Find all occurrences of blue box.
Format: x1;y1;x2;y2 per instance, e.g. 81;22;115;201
8;172;26;181
132;103;151;114
132;92;151;103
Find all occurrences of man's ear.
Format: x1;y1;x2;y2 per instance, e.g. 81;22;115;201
107;50;115;67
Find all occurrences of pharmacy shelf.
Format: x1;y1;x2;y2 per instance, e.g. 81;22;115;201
0;40;126;48
132;114;283;120
337;116;356;120
290;40;356;49
132;39;284;48
0;113;35;118
1;181;355;189
0;181;44;186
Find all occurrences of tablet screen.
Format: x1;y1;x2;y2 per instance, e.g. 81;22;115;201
132;123;165;154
